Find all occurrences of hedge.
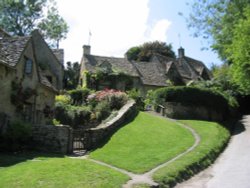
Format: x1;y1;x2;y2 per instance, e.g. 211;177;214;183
153;86;237;116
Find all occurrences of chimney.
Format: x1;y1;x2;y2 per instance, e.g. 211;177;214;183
83;45;91;55
178;47;185;58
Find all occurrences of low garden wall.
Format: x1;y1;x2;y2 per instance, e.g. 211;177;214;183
84;100;137;150
160;102;224;122
32;124;73;154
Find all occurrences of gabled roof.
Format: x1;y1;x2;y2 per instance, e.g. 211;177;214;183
133;61;168;87
0;36;30;67
84;54;139;77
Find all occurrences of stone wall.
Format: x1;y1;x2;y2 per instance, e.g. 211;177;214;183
161;102;223;122
32;124;73;154
84;100;137;150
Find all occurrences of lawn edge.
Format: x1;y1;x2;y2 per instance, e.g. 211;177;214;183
153;120;232;188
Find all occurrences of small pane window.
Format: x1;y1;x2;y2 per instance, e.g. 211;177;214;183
25;59;33;74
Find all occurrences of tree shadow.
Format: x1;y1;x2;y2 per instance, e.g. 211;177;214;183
0;151;64;167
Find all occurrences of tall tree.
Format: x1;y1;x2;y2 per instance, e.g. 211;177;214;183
187;0;250;62
125;41;175;61
38;7;69;48
227;6;250;94
64;62;80;90
0;0;68;47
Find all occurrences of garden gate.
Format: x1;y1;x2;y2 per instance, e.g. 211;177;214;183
72;129;86;151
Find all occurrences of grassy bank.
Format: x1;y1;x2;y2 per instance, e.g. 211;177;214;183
153;120;230;187
90;112;195;173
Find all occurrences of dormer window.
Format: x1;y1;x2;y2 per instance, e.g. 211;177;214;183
25;58;33;74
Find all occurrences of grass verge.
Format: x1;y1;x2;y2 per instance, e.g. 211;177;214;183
153;120;230;187
90;112;195;173
0;153;129;188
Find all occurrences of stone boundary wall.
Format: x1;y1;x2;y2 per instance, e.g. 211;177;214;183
32;124;73;154
84;100;137;150
160;102;223;122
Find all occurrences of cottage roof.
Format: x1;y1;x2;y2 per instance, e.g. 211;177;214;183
84;54;139;77
0;36;30;67
38;68;58;93
0;28;11;39
133;61;168;87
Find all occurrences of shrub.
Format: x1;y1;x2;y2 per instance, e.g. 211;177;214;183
68;88;91;105
2;121;32;151
127;89;144;110
55;103;91;128
153;86;234;116
55;94;71;105
94;100;111;121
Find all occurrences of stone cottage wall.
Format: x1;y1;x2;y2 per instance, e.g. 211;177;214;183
32;124;73;154
84;100;137;150
162;102;223;122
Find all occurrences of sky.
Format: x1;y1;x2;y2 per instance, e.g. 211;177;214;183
57;0;222;68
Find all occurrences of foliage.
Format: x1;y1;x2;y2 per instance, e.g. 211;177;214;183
125;41;176;61
127;89;145;110
63;61;80;90
153;86;236;115
90;112;194;173
2;121;32;151
0;155;129;188
52;118;60;126
187;0;250;61
0;0;68;46
54;102;91;128
55;94;71;105
153;120;230;187
38;6;68;48
68;87;91;105
84;69;133;91
55;89;128;127
226;6;250;94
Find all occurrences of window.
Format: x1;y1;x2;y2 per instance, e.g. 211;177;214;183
46;75;52;83
25;58;33;74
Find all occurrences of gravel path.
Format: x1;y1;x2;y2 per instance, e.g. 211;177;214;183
175;115;250;188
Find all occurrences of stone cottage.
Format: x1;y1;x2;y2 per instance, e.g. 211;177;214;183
0;29;64;128
80;45;211;95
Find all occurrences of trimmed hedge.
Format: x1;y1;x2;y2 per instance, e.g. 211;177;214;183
153;86;236;117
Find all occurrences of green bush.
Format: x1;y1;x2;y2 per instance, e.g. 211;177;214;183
68;88;91;105
94;100;111;121
55;103;91;128
2;121;32;151
55;94;71;105
127;89;144;110
153;86;235;116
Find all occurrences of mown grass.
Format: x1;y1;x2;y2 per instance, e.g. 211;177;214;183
90;112;195;173
0;153;129;188
153;120;230;187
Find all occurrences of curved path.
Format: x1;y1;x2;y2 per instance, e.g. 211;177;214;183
83;113;201;188
176;115;250;188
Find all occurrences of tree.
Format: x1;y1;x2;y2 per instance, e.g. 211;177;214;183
227;6;250;94
125;41;175;61
64;62;80;90
187;0;250;61
0;0;68;47
38;7;68;48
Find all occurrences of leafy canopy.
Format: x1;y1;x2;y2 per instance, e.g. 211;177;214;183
0;0;68;47
125;41;176;61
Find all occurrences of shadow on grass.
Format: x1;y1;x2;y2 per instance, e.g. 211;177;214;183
0;151;64;167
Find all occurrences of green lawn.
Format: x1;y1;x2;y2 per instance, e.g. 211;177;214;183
90;112;195;173
0;153;129;188
153;120;230;186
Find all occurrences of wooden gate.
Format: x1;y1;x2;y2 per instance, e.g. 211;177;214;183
73;129;85;151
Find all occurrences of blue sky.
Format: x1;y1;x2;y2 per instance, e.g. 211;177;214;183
57;0;222;68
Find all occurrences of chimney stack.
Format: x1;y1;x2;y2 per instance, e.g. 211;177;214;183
178;47;185;58
83;45;91;55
